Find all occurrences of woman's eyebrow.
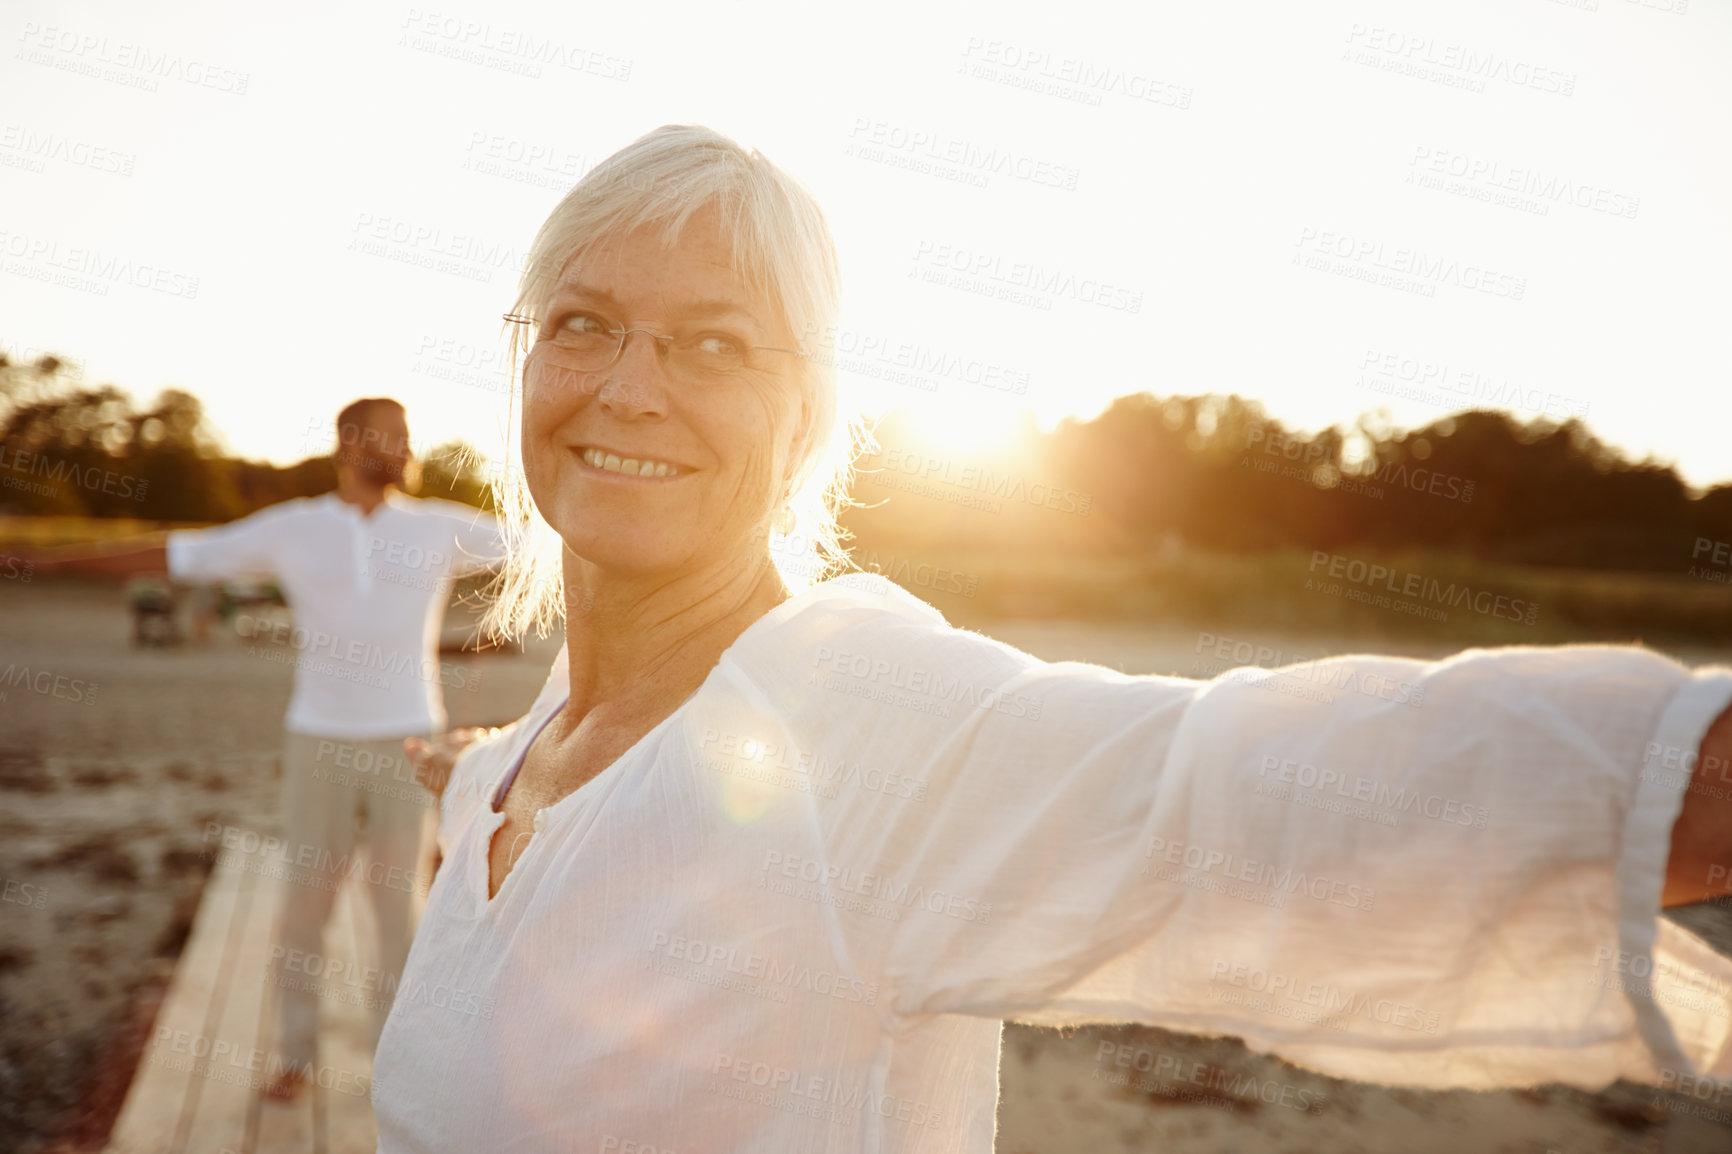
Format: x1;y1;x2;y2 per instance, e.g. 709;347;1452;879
550;284;621;309
677;299;760;324
551;285;760;325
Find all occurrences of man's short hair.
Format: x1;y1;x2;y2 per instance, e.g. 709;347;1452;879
335;398;407;448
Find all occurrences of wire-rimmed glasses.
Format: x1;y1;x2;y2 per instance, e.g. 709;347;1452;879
503;312;809;386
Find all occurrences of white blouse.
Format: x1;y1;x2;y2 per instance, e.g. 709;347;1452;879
371;574;1732;1153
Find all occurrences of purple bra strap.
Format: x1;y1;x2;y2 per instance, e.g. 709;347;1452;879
488;684;702;812
490;698;569;812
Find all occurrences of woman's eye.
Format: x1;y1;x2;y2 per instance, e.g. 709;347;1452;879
544;312;612;343
558;312;610;336
693;334;743;358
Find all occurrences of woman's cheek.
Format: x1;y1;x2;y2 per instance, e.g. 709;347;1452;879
518;389;566;509
524;345;602;408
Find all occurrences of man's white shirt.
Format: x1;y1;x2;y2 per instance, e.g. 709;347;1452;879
167;490;506;739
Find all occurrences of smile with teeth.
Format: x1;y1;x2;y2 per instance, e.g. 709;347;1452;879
580;446;682;477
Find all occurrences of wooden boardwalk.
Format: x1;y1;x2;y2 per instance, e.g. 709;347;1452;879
105;839;398;1154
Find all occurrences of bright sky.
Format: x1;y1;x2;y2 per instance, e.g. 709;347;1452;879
3;0;1728;487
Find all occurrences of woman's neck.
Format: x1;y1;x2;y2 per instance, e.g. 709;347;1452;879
557;552;789;721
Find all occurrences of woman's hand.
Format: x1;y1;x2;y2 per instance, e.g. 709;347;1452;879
404;727;496;800
1663;702;1732;906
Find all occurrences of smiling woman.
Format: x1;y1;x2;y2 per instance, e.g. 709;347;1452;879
370;125;1732;1154
517;207;813;581
482;127;858;644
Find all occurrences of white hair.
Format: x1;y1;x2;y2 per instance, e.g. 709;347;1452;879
480;124;866;643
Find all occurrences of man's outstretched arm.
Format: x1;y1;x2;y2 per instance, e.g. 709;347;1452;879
35;532;171;578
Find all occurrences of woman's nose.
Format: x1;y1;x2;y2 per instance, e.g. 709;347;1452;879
597;331;670;418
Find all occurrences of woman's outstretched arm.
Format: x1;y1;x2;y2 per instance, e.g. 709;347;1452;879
741;593;1732;1092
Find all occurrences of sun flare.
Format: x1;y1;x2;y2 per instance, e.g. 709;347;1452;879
876;399;1033;461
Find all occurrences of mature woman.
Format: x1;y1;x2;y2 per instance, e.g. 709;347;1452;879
371;125;1732;1152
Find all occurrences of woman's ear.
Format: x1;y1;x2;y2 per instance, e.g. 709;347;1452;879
784;390;815;492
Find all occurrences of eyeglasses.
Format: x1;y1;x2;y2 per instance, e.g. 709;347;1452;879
503;311;809;385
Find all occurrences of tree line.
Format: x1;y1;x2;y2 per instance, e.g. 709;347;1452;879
845;395;1729;574
0;355;488;522
4;352;1726;574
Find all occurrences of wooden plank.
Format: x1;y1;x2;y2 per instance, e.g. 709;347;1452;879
105;841;383;1154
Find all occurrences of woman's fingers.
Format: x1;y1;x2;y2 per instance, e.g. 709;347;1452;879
405;727;496;797
405;735;456;795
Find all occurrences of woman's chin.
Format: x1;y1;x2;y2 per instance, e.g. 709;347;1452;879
559;533;710;580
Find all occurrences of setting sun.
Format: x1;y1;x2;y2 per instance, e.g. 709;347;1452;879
874;396;1035;460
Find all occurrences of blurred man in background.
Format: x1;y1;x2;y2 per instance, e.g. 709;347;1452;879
40;397;507;1098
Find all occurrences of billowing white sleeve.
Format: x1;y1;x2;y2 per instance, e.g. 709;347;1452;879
794;620;1732;1092
165;502;296;581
